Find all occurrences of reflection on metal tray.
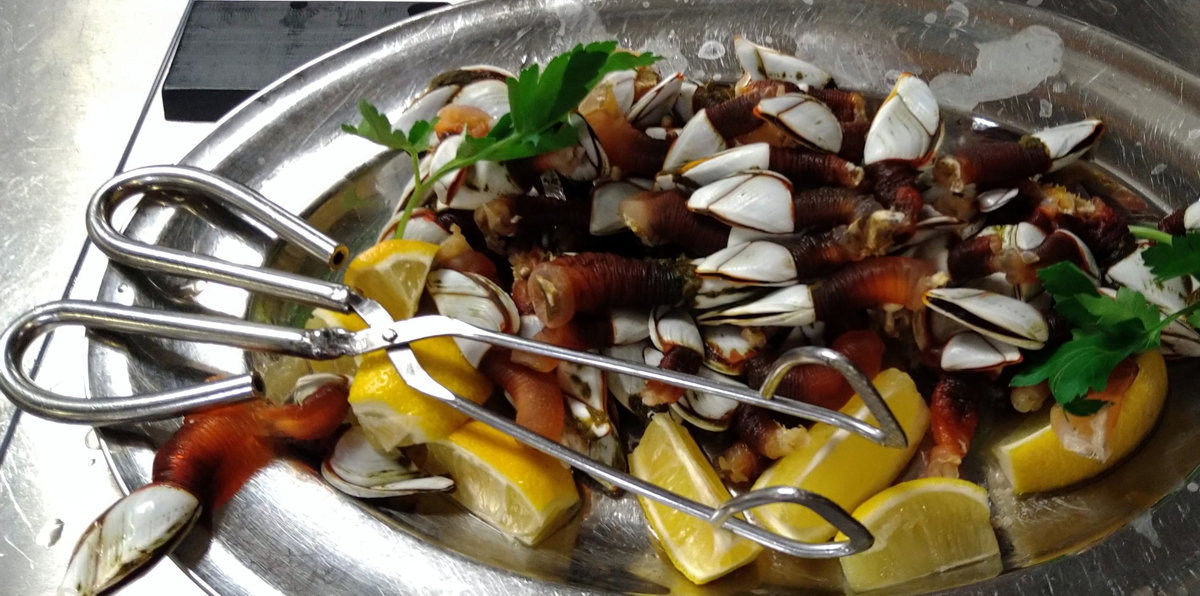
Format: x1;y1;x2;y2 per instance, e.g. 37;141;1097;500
80;0;1200;594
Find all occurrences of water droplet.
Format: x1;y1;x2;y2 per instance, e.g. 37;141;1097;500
86;457;96;467
802;0;813;5
763;36;773;44
642;1;649;6
35;519;64;547
1027;0;1043;5
83;428;101;450
1152;163;1168;175
884;69;903;87
944;1;969;28
1039;99;1053;118
712;73;724;82
697;40;725;60
949;31;958;39
1188;129;1200;141
924;12;937;24
1051;81;1067;93
1187;481;1198;492
1088;0;1118;16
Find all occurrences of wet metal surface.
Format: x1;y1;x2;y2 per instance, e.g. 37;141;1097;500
5;1;1200;595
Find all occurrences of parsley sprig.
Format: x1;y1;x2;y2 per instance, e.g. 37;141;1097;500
342;41;660;237
1011;261;1200;415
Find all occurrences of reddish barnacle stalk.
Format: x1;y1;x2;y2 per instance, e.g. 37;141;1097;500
865;161;923;232
641;347;704;406
837;121;870;164
619;189;731;256
812;256;940;321
154;378;351;510
527;253;699;328
479;348;566;441
582;89;670;177
1030;185;1134;266
716;441;768;484
432;104;492;140
791;187;886;230
785;227;880;280
706;80;796;139
1159;207;1187;236
437;226;501;284
934;140;1052;193
769;146;864;188
947;227;1095;284
743;329;885;412
732;405;808;460
925;373;982;479
805;87;868;123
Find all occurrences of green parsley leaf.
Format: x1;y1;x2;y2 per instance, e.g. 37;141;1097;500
1076;287;1162;330
344;41;660;238
341;101;438;156
1061;398;1107;417
1015;262;1170;408
1142;231;1200;281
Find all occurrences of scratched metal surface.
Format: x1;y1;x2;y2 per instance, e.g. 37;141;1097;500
7;0;1200;595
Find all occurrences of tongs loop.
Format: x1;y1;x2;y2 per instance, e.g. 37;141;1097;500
0;165;911;559
87;165;354;312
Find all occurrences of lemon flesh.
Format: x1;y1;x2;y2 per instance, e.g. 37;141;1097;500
838;477;1001;593
349;339;493;451
630;414;762;585
423;421;580;546
751;369;929;543
343;239;438;321
995;350;1168;495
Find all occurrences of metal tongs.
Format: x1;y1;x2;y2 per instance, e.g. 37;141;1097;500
0;165;909;559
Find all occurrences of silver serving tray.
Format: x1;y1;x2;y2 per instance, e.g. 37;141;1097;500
86;0;1200;594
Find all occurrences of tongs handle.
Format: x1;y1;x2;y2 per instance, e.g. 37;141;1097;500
387;315;909;449
0;300;303;423
86;165;356;312
388;346;875;558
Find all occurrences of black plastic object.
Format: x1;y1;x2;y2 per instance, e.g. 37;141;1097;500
162;1;447;122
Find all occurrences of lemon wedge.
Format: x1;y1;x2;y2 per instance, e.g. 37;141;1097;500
343;239;438;320
304;308;368;376
751;369;929;543
349;339;493;451
994;350;1168;495
630;414;762;585
422;421;580;545
838;477;1002;592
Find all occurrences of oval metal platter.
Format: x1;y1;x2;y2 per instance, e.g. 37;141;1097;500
87;0;1200;594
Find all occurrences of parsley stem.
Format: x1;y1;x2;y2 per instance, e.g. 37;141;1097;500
1129;224;1174;244
1158;300;1200;332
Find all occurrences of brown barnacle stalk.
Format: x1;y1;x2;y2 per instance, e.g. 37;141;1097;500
805;87;869;123
811;256;943;322
742;329;885;412
581;88;670;177
934;138;1052;194
865;160;923;232
837;120;870;164
1159;207;1187;236
925;373;981;479
618;189;732;256
706;79;796;140
475;193;592;253
641;347;703;406
527;253;700;328
768;146;864;188
792;187;886;230
784;225;889;280
717;441;768;484
947;227;1095;284
1030;184;1134;266
732;405;810;460
513;313;624;373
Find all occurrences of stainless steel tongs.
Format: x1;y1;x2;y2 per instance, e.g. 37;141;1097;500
0;165;909;559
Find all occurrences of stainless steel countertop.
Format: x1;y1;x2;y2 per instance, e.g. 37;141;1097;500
3;1;1200;595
